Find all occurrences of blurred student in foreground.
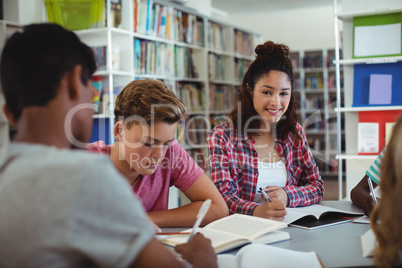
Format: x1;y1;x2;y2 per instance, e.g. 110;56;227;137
0;23;217;268
87;79;228;228
370;114;402;268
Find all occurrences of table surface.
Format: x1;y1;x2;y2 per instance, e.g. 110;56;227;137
162;200;374;268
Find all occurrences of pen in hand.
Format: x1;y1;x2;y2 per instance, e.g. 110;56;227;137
187;199;212;242
258;187;273;203
367;177;378;205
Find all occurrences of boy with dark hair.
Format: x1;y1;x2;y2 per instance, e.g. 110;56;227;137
0;23;216;268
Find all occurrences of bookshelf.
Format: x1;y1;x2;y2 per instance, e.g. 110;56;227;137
289;49;344;183
333;0;402;199
63;0;262;167
49;0;261;207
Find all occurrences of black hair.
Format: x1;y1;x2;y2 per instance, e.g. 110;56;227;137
0;23;96;121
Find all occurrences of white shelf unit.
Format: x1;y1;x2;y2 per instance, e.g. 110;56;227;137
290;49;344;181
70;0;262;150
333;0;402;199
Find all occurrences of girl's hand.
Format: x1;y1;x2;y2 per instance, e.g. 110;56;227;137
264;186;289;206
252;198;287;221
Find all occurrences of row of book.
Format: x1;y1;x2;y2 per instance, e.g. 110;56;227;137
134;39;175;76
208;22;228;51
234;58;251;81
176;82;205;113
133;0;204;45
305;96;325;111
307;138;326;152
328;73;344;89
303;54;323;68
175;47;198;78
234;30;254;56
209;84;237;112
177;116;208;146
304;114;325;131
305;75;324;89
208;53;225;81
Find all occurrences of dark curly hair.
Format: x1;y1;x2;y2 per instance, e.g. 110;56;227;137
229;41;301;142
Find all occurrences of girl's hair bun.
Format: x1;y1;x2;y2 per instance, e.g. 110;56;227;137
255;41;290;58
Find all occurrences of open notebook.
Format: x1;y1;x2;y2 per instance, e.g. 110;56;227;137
218;244;323;268
283;204;364;230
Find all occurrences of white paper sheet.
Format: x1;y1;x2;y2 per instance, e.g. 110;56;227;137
354;23;401;57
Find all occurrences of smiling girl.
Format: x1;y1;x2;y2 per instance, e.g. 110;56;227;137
88;79;228;227
207;41;324;220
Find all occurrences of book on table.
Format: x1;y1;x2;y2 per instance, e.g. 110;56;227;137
218;243;324;268
159;214;289;253
283;204;364;230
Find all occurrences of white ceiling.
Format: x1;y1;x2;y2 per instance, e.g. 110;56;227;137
211;0;334;15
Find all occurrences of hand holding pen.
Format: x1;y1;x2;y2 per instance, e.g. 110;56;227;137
187;199;212;242
367;177;378;205
258;187;273;202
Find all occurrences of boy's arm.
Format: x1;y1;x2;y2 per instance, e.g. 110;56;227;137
350;175;377;216
148;173;229;227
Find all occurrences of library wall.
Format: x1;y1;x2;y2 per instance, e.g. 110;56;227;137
216;5;336;51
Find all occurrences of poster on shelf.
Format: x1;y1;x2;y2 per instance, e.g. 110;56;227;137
354;23;401;57
358;123;379;154
369;74;392;105
385;122;396;145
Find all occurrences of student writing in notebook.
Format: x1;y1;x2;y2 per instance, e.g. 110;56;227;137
350;147;384;216
87;79;228;227
371;115;402;267
207;41;324;219
0;23;217;267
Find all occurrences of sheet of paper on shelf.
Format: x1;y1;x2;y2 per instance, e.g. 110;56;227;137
354;23;401;57
369;74;392;105
358;123;379;153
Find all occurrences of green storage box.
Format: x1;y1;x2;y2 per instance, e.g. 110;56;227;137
44;0;105;30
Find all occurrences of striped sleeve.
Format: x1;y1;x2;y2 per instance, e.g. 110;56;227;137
365;148;385;185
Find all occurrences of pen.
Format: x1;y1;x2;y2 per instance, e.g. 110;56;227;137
187;199;212;242
367;177;378;205
258;187;273;203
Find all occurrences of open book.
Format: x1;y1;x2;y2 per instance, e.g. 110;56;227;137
283;204;364;230
218;244;323;268
361;228;376;258
160;214;289;253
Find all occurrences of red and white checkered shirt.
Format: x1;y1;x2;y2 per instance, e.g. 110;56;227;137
207;122;324;215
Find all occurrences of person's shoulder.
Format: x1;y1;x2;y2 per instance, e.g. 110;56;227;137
295;122;304;134
209;123;232;138
10;143;113;174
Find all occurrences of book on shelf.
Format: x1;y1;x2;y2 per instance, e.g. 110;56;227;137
283;204;364;230
357;122;379;154
159;214;289;254
385;122;396;145
218;244;323;268
369;74;392;105
110;0;122;28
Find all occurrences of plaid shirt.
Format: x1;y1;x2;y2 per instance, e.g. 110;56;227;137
207;122;324;215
